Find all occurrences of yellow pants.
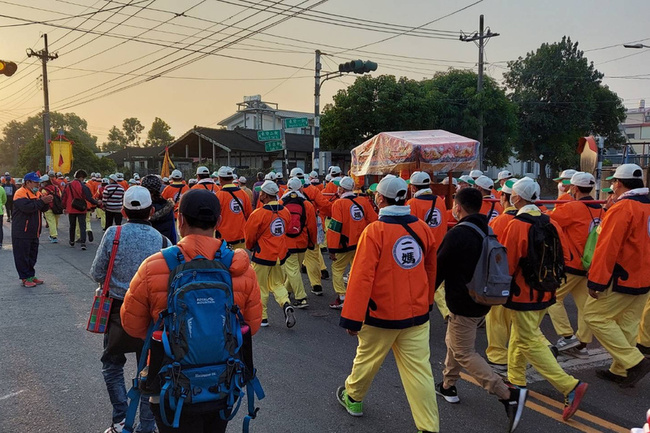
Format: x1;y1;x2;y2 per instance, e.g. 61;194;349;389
507;309;579;395
284;252;307;300
252;261;290;320
640;296;650;347
345;322;439;432
332;251;355;295
75;212;92;239
44;210;60;238
434;284;450;320
486;305;511;365
548;273;592;343
319;247;327;271
303;247;322;287
584;286;649;376
95;208;106;230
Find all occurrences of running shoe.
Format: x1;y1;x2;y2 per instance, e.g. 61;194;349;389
336;386;363;417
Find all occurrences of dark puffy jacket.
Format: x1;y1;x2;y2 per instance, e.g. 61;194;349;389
150;198;177;244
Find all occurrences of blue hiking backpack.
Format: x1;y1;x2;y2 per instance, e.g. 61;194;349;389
123;242;264;433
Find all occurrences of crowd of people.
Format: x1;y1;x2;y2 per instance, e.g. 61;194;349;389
2;162;650;433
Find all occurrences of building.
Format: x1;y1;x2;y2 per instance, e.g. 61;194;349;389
105;145;166;175
218;95;314;135
618;99;650;166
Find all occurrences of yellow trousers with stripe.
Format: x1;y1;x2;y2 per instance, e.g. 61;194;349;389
548;273;592;343
332;251;355;295
584;286;649;376
486;305;511;365
303;247;322;287
640;296;650;347
507;309;579;395
345;322;439;432
284;252;307;300
252;261;290;320
44;210;60;238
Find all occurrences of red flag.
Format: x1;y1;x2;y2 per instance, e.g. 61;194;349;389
59;154;64;166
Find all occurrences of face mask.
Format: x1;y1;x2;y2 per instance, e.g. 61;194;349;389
31;187;39;193
510;195;518;207
451;205;460;221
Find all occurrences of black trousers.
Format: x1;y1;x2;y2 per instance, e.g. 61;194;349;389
5;197;13;220
69;213;87;243
0;213;4;245
150;405;228;433
12;237;39;279
104;211;123;231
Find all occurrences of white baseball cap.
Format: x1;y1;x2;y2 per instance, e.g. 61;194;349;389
96;172;101;178
57;172;63;177
309;171;318;179
109;174;118;182
441;177;458;186
276;172;284;179
116;172;124;180
196;166;210;175
257;180;279;195
606;163;644;180
469;169;483;179
290;167;305;177
458;175;473;184
102;178;109;184
133;173;140;180
171;169;183;179
162;177;169;182
498;178;519;195
567;172;596;188
128;178;137;185
474;175;494;191
39;174;50;182
325;174;331;182
287;177;303;191
264;172;275;181
553;169;577;182
512;177;541;202
330;166;342;176
217;166;235;178
239;176;247;184
336;176;355;191
409;171;431;186
123;186;152;210
376;175;408;200
497;170;513;181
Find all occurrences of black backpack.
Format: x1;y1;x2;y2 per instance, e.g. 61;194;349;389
51;191;64;215
515;213;566;293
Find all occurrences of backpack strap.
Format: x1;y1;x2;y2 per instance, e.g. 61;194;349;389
424;195;438;225
395;219;426;255
346;196;366;217
162;245;185;272
457;221;487;239
227;189;249;219
214;240;234;269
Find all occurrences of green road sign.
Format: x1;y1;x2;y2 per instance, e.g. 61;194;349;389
257;129;282;141
283;117;309;129
265;140;284;152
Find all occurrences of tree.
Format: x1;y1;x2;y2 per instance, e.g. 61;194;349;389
503;36;626;186
122;117;144;147
320;71;517;167
146;117;175;147
102;126;127;152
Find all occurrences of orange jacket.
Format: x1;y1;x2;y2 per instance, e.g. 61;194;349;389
191;180;220;193
501;208;569;311
554;192;574;210
480;198;503;223
587;193;650;295
118;180;129;191
407;193;447;248
340;214;437;331
120;235;263;338
216;185;253;244
327;193;377;253
280;193;318;253
488;207;517;241
302;183;332;217
162;183;189;211
244;201;291;266
549;197;604;275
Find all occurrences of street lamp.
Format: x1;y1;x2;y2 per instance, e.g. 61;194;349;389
623;43;650;49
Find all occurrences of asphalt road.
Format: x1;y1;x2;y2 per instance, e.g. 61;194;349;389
0;215;647;432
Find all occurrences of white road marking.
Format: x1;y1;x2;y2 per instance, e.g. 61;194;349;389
0;390;26;401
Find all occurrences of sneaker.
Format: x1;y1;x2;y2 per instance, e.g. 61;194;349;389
562;381;588;421
260;319;269;327
49;236;58;243
565;346;589;359
31;277;44;285
488;361;508;375
311;284;323;296
301;265;307;274
22;279;37;288
556;335;580;352
81;243;87;250
501;387;528;432
321;269;330;280
549;345;559;359
104;419;125;433
87;230;94;242
435;382;460;404
329;296;344;310
336;386;363;416
69;241;75;247
595;369;625;384
620;357;650;388
292;298;309;309
283;303;296;328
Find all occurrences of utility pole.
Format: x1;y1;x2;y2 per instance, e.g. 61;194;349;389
27;34;58;172
313;50;322;174
460;15;499;170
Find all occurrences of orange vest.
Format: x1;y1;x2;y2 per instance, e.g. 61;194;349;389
244;201;291;266
488;208;516;241
407;193;447;249
480;198;503;223
191;180;220;193
327;193;377;253
216;185;253;244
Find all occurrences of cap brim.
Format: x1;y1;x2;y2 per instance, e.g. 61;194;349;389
466;179;475;185
254;186;262;192
552;177;563;181
605;175;615;180
562;179;571;185
333;180;341;186
368;183;378;192
602;187;613;193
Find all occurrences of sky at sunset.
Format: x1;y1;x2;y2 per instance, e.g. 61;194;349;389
1;0;650;146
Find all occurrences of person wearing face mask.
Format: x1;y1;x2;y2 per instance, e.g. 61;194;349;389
337;175;439;433
553;169;577;207
584;164;650;387
471;175;503;223
501;177;588;421
11;172;53;287
547;172;602;360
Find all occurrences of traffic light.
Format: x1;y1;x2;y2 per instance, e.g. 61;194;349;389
338;59;378;74
0;60;17;76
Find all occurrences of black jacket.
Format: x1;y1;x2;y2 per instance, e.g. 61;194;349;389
436;213;491;317
150;198;176;244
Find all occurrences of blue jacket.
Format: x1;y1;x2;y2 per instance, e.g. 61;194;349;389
11;186;49;239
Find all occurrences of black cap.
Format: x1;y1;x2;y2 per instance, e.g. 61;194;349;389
179;189;220;221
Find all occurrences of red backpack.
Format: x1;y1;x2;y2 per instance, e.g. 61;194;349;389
283;194;307;238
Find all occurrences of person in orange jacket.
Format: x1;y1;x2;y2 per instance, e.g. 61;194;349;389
280;177;318;309
337;175;439;433
116;172;129;191
547;172;603;358
471;175;502;223
120;189;262;432
245;180;295;328
554;169;577;209
501;177;587;421
191;166;220;193
584;164;650;387
215;166;252;249
494;170;514;200
161;170;189;213
323;166;343;198
327;176;377;310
